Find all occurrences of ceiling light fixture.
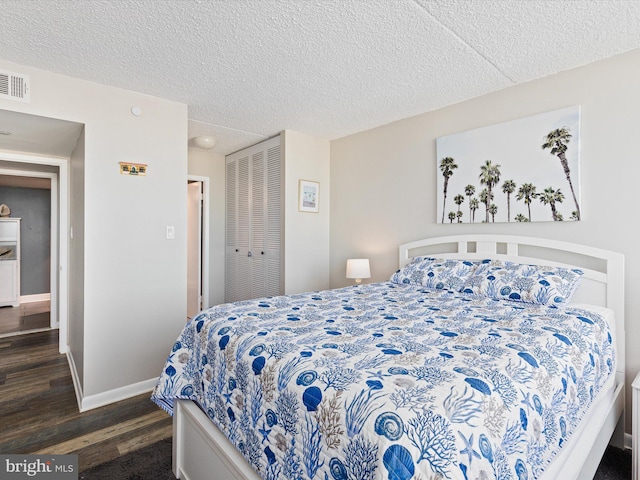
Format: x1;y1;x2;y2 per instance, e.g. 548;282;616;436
193;135;216;149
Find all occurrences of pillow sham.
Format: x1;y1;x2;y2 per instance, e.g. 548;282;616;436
390;256;437;285
460;260;583;306
420;259;478;292
390;257;478;291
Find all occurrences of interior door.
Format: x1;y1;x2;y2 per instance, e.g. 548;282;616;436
187;181;203;319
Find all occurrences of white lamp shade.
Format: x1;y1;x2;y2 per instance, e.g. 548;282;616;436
346;259;371;282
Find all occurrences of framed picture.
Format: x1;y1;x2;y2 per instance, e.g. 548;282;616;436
298;180;319;213
436;105;581;224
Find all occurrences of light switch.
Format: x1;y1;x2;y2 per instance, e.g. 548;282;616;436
166;225;175;239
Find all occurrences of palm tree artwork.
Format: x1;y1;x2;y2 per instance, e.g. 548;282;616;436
539;187;565;221
454;194;465;223
502;179;516;222
479;189;492;222
488;204;498;222
542;127;580;220
464;184;475;221
439;157;458;224
516;183;537;222
479;160;501;223
435;105;581;224
469;198;479;223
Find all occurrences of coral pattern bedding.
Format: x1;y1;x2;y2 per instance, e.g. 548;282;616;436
152;279;615;480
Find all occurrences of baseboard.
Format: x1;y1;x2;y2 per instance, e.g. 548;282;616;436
65;348;159;413
66;349;84;412
20;293;51;303
79;377;159;412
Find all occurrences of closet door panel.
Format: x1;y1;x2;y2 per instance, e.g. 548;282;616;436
225;135;282;303
265;142;282;294
235;255;252;301
236;155;251;257
264;257;281;297
251;151;267;298
251;151;265;257
225;158;238;301
250;256;266;299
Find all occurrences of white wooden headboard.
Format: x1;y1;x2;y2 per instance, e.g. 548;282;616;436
399;234;625;377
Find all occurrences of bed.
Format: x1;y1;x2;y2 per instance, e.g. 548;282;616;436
152;234;625;480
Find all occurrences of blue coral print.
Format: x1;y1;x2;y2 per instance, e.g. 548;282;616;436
461;260;583;306
152;280;614;479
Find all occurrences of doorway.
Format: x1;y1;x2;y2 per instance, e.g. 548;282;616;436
0;154;68;354
0;110;80;355
187;176;209;319
0;164;64;341
0;172;54;336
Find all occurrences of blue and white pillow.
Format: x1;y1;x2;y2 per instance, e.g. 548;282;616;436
421;259;478;292
461;260;583;306
391;257;477;291
390;256;436;285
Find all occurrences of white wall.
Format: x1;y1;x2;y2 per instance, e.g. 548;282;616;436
330;48;640;432
0;60;189;406
283;130;331;294
69;131;85;385
188;147;226;307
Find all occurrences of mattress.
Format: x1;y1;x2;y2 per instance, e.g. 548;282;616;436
152;283;616;480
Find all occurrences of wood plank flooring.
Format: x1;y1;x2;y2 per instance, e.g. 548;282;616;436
0;329;172;472
0;300;51;336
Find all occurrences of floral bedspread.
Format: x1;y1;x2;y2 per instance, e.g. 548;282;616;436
151;282;615;480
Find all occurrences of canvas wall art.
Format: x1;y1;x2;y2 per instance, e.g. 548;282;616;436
436;106;581;223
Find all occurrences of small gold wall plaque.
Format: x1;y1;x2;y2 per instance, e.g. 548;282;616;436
119;162;147;176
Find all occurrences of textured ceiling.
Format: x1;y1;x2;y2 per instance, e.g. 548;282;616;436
1;0;640;155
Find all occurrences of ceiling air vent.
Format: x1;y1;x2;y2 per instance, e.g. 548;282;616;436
0;70;30;103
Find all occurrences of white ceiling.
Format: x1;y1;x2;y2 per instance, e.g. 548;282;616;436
0;110;84;158
1;0;639;155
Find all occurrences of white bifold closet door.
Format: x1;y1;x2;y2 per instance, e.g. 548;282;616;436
225;135;282;303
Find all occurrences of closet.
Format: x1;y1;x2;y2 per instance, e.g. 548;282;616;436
225;135;283;302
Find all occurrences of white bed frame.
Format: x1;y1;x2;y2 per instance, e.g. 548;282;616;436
173;234;625;480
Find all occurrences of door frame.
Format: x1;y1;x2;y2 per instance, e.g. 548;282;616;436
0;152;68;354
187;175;210;311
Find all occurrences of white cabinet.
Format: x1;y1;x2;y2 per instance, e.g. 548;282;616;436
225;136;283;302
0;218;20;307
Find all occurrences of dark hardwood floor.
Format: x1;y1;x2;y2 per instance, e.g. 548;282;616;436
0;329;172;472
